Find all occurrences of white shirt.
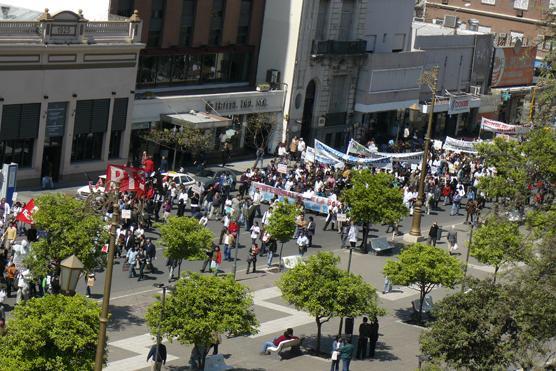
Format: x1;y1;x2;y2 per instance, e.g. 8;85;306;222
199;216;208;226
250;225;261;240
348;225;358;243
297;235;309;247
252;192;262;205
297;140;306;152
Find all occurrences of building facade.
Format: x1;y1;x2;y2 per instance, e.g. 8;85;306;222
108;0;285;162
0;8;143;185
419;0;553;61
258;0;369;149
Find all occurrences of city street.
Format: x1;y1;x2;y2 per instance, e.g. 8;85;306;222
8;159;501;371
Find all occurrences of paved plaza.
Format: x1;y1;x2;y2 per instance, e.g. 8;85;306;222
9;159;499;371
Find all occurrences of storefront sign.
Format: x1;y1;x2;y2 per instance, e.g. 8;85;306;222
491;46;536;88
46;102;67;137
205;98;267;112
250;181;332;214
448;96;471;115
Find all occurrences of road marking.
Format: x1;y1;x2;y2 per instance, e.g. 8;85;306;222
98;288;162;303
105;334;179;371
250;287;314;339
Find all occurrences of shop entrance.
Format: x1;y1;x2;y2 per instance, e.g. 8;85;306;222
43;136;63;182
301;80;316;142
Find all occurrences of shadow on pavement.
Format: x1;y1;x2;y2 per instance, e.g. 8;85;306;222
107;304;146;331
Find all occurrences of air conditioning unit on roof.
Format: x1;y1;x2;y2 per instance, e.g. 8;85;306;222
443;15;458;29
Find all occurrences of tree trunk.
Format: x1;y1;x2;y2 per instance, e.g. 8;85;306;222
493;266;499;284
418;288;425;323
200;347;209;370
316;318;322;354
361;224;369;253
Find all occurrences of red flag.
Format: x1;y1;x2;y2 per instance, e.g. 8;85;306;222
106;165;146;194
16;199;38;224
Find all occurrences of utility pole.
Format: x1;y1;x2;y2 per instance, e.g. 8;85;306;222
94;183;120;371
407;67;439;239
461;214;478;293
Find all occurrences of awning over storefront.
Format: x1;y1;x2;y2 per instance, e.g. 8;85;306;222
417;93;481;114
491;85;535;94
161;112;231;130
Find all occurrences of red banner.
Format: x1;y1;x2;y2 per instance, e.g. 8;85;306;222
16;199;38;224
106;165;146;194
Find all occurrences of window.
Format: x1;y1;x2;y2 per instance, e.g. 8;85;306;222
209;0;225;45
72;133;104;162
392;33;405;52
0;103;39;168
367;35;376;52
514;0;529;10
481;0;495;4
116;0;134;17
316;0;330;40
109;98;128;159
237;0;252;44
0;139;34;168
148;0;166;47
72;99;110;162
136;52;251;88
338;0;355;40
328;75;348;113
109;130;122;158
180;0;196;46
510;31;524;43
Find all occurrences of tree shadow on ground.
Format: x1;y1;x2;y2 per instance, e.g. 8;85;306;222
302;333;400;362
107;304;146;331
394;307;434;327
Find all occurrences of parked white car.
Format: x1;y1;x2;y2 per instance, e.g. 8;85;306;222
76;175;106;200
161;171;196;189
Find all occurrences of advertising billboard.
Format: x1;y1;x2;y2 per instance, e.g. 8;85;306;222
491;45;536;88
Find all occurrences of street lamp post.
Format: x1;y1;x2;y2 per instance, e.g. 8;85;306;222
461;214;478;293
153;283;169;371
94;183;120;371
59;254;84;295
406;67;439;240
338;246;354;336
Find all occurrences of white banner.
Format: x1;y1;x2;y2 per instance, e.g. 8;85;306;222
443;136;479;154
480;117;530;134
346;139;423;164
316;140;392;167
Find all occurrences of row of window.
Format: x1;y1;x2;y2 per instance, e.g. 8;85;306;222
137;52;251;88
0;99;128;167
117;0;253;48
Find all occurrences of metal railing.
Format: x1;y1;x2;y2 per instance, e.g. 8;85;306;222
311;40;367;55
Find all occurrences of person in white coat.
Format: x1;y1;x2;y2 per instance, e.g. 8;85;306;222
348;223;358;249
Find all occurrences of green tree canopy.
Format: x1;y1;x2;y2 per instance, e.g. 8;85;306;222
145;273;258;369
278;252;383;353
383;243;463;322
25;194;108;277
265;200;299;243
341;170;407;226
470;216;528;282
158;216;214;261
0;294;102;370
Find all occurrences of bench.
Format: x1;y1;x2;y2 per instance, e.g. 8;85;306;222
267;338;303;360
369;237;394;255
412;294;434;314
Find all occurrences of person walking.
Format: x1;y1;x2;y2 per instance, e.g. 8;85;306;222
246;243;259;274
85;273;95;298
145;238;157;273
338;337;354;371
330;336;343;371
447;225;458;255
254;145;264;169
348;222;358;249
306;216;316;247
428;222;439;247
296;231;309;256
136;247;147;281
126;247;138;278
356;317;372;359
267;237;277;267
146;340;167;371
200;244;215;273
166;257;178;282
212;246;222;276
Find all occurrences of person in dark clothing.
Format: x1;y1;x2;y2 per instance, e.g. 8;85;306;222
306;216;316;247
246;244;259;274
26;224;38;242
136;248;147;281
369;317;380;358
356;317;372;359
200;244;215;273
428;222;439;247
177;199;185;217
145;239;157;272
147;341;167;371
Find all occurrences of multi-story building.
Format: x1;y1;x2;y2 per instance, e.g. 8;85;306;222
0;5;143;186
418;0;553;61
108;0;286;163
258;0;369;149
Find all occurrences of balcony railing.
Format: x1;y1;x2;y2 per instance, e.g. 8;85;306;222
325;112;347;126
311;40;367;55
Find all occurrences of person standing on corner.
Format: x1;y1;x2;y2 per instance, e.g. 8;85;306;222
447;225;458;255
338;337;354;371
254;145;265;169
330;335;343;371
356;317;372;359
369;317;380;359
306;216;315;247
246;243;259;274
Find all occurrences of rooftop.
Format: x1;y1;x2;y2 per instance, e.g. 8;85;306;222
0;0;109;21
